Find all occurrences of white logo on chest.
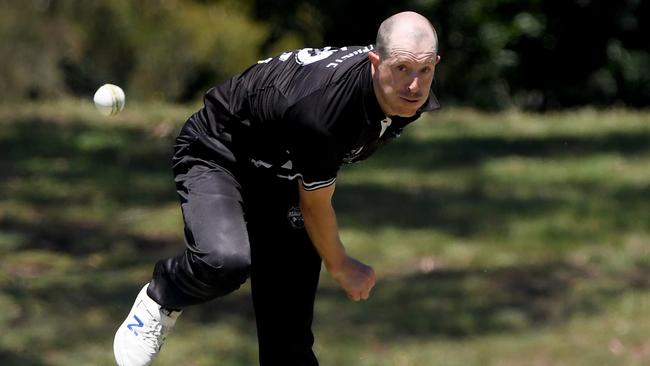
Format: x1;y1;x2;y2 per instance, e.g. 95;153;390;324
379;117;392;138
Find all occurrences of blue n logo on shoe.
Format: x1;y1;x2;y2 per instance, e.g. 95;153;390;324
127;315;144;336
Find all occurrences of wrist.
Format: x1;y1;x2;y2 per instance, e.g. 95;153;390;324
324;252;347;275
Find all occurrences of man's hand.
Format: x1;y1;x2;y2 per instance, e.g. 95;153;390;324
329;256;376;301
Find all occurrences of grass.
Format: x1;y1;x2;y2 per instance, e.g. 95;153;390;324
1;99;649;365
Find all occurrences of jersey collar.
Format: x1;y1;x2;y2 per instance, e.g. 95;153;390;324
419;81;441;112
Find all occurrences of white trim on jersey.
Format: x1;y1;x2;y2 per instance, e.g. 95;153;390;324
276;173;336;191
302;176;336;191
251;158;334;191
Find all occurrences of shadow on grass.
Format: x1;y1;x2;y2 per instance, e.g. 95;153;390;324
334;182;650;240
317;261;629;339
335;183;557;236
0;214;180;257
365;131;650;170
0;349;43;366
0;118;177;207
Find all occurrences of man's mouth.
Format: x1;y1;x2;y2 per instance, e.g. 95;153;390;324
400;96;421;104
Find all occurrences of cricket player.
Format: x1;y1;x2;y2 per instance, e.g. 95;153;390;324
114;10;441;366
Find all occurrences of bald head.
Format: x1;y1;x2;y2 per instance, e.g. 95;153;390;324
376;11;438;59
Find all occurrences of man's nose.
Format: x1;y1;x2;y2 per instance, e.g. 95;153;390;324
408;75;420;94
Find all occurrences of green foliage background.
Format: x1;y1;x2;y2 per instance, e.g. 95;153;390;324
1;0;648;109
0;0;290;102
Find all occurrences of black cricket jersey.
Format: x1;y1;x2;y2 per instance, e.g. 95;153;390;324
179;45;440;191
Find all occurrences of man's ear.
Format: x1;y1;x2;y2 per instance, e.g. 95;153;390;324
368;51;381;68
435;54;441;65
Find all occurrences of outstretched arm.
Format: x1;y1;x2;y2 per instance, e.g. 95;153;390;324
298;181;376;301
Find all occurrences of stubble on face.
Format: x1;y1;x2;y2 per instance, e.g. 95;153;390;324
377;46;436;116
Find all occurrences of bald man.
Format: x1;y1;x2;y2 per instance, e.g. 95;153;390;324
114;11;441;366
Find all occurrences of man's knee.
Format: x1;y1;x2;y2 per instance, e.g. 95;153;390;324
192;249;251;288
217;250;252;283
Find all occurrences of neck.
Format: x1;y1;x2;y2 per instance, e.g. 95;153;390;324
369;65;392;116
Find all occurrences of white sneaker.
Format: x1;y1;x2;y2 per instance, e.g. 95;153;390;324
113;284;182;366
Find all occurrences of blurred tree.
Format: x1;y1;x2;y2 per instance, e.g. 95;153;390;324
251;0;649;109
0;0;81;100
0;0;647;108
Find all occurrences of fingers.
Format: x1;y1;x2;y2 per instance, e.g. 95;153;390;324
359;277;374;301
348;275;376;302
360;290;369;301
347;293;361;301
347;292;364;301
347;288;371;301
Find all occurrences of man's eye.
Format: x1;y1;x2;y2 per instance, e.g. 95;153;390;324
396;65;407;72
421;67;432;74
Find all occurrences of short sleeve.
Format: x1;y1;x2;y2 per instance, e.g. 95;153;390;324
289;124;339;191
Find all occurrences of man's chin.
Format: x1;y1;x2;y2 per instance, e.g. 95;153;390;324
393;108;418;117
392;99;423;117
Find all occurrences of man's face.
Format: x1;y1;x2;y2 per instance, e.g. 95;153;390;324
370;45;440;117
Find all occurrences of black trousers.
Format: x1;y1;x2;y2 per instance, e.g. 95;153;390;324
147;139;322;365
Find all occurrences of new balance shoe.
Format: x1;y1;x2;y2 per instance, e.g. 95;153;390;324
114;284;182;366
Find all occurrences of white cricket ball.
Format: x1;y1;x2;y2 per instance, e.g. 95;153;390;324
93;83;126;116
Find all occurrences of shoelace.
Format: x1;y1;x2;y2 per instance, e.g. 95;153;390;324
140;321;169;351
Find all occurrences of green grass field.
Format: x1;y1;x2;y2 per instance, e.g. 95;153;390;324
1;100;649;365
